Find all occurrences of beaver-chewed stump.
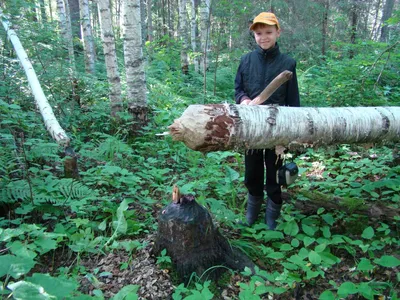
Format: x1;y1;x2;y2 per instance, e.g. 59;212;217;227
153;186;256;284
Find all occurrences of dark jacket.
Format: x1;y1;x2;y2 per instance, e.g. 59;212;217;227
234;44;300;107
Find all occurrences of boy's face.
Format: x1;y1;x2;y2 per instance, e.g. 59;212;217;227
253;24;280;50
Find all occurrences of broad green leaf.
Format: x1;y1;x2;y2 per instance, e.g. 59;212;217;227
7;281;53;300
309;251;322;265
319;252;340;266
302;224;317;236
321;226;331;238
0;255;36;279
315;243;327;253
112;285;139;300
361;227;375;239
303;236;315;247
284;220;299;236
113;199;129;234
374;255;400;267
322;214;335;226
358;282;374;300
319;290;335;300
267;252;285;260
27;273;78;299
262;230;284;242
291;238;300;248
357;258;374;271
337;282;357;297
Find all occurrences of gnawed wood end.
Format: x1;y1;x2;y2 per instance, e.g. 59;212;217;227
168;104;236;152
172;185;181;203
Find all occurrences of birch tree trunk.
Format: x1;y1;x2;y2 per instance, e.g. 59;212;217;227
79;0;96;74
56;0;76;72
97;0;122;117
178;0;189;74
199;0;210;74
123;0;148;127
168;104;400;152
147;0;153;41
190;0;199;73
1;12;70;146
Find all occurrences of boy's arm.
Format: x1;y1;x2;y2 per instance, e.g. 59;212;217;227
286;65;300;107
234;61;251;104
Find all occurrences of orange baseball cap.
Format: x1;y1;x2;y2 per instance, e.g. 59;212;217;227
250;12;280;31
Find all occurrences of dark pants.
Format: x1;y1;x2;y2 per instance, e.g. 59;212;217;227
244;149;283;204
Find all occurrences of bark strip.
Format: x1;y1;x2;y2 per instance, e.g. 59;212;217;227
168;104;400;152
251;70;293;105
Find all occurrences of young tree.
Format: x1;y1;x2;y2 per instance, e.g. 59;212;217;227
178;0;189;74
379;0;395;42
98;0;122;117
56;0;76;72
79;0;96;74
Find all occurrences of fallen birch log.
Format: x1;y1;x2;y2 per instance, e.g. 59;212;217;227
1;10;70;146
168;104;400;152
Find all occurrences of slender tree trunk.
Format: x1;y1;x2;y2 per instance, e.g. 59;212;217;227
349;0;358;58
123;0;148;128
168;104;400;152
379;0;395;42
39;0;48;23
147;0;153;41
190;0;199;73
213;20;221;96
199;0;210;74
56;0;76;72
178;0;189;74
371;0;382;40
79;0;96;74
97;0;122;117
67;0;81;39
1;11;70;146
321;0;329;58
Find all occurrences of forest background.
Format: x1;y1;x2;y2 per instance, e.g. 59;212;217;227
0;0;400;299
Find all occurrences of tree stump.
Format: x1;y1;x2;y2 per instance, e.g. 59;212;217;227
153;186;256;284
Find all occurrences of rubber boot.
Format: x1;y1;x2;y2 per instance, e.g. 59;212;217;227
245;194;264;226
265;198;282;230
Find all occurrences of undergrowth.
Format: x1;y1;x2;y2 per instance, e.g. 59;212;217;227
0;17;399;300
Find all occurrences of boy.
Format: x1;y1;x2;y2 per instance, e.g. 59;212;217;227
234;12;300;229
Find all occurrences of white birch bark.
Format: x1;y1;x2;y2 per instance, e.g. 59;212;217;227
57;0;76;72
1;12;70;145
79;0;96;74
97;0;122;116
169;104;400;152
190;0;199;73
199;0;210;73
147;0;153;41
123;0;147;107
178;0;189;74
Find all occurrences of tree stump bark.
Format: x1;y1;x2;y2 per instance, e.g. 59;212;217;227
153;186;255;284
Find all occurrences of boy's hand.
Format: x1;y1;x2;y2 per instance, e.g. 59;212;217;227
240;99;252;105
249;96;261;105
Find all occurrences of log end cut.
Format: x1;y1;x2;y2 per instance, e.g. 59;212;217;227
168;104;236;152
